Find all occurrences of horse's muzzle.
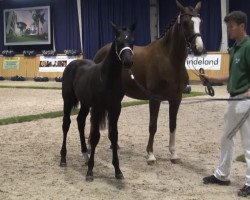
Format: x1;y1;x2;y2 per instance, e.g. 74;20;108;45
122;51;134;68
193;46;206;56
123;60;133;68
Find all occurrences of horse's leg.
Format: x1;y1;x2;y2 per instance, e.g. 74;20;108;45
60;100;73;167
87;113;92;152
77;105;89;164
108;104;123;179
169;98;181;163
146;99;160;164
86;109;101;181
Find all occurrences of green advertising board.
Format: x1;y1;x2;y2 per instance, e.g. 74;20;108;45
3;57;20;70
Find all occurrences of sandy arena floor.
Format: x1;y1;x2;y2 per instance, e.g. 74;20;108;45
0;81;247;200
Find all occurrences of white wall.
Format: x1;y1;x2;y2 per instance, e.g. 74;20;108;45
220;0;229;52
150;0;158;42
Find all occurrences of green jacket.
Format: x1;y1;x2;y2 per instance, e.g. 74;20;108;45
227;36;250;94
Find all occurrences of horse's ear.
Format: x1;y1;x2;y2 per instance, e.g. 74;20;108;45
110;21;118;33
195;1;202;12
130;23;136;32
176;0;185;12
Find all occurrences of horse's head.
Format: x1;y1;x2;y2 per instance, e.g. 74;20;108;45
176;0;205;56
111;22;136;68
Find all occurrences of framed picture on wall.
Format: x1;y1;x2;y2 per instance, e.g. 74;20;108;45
3;6;51;46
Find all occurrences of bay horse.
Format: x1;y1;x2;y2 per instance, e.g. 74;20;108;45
93;0;205;164
60;22;136;181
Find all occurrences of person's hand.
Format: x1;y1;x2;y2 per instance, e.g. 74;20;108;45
245;90;250;98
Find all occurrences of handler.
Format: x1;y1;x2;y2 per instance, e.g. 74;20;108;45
200;10;250;197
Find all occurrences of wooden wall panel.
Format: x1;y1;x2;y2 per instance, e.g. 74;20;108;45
1;56;26;77
0;53;228;81
24;56;38;78
0;54;83;79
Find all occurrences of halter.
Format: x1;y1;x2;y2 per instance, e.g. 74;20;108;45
177;13;214;95
187;33;202;45
177;13;202;47
115;46;134;61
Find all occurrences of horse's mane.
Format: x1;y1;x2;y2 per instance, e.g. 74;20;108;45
158;5;197;40
158;16;178;39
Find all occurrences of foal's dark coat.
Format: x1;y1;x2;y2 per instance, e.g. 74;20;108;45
60;23;135;181
93;0;205;164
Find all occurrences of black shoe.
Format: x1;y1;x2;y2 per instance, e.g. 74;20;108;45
203;175;230;185
238;185;250;197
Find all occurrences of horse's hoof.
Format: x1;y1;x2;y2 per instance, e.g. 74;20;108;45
170;158;181;164
115;173;124;180
86;175;94;182
86;171;94;182
59;162;67;167
147;159;156;165
170;153;180;164
147;152;156;165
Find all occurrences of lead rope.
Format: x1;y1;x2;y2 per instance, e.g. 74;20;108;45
128;68;250;137
198;68;215;96
186;60;215;96
128;68;248;103
128;69;166;102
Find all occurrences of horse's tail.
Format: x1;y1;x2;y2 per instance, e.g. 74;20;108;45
90;108;107;130
99;110;108;130
71;94;79;109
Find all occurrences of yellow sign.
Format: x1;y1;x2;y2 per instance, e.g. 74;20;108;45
3;57;20;70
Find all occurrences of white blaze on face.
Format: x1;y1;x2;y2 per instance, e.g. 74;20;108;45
191;16;204;52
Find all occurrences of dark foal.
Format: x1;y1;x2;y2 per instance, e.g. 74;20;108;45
60;22;136;181
94;0;205;164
